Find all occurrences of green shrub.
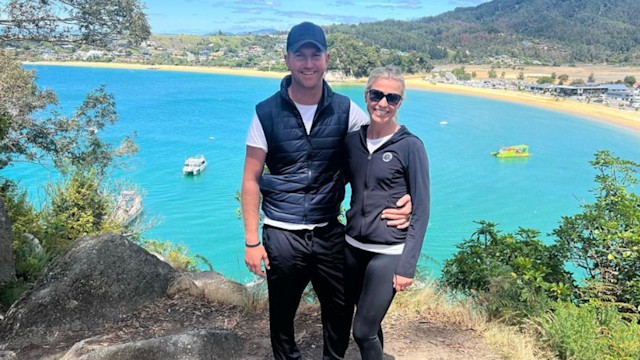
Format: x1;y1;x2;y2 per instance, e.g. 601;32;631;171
0;280;31;308
538;302;640;360
0;180;49;282
553;151;640;309
441;221;574;321
142;239;211;272
41;168;123;255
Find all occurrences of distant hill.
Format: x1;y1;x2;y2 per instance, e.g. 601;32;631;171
204;28;279;36
329;0;640;65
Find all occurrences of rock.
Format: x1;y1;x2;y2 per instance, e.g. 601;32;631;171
325;70;356;82
167;273;205;298
0;351;17;360
22;233;43;253
0;233;177;353
60;329;243;360
0;198;16;283
185;271;250;306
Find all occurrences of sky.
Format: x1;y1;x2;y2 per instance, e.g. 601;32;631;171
146;0;491;35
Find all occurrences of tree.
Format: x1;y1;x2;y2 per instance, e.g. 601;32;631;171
0;0;149;291
42;168;123;255
588;72;596;83
553;151;640;308
452;66;471;81
0;55;136;174
488;67;497;79
327;33;382;78
517;71;525;81
537;76;555;84
0;0;150;46
624;76;636;87
558;74;569;85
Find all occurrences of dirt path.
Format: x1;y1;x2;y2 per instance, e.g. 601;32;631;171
98;293;503;360
238;310;501;360
9;291;504;359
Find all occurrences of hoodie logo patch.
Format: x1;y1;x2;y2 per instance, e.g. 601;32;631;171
382;152;393;162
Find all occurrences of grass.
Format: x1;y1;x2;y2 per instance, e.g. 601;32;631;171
221;276;555;359
387;278;554;360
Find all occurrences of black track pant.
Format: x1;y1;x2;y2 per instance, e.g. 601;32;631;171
263;221;352;360
345;243;400;360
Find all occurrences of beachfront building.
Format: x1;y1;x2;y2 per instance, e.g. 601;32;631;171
604;84;640;102
553;85;607;97
525;83;554;94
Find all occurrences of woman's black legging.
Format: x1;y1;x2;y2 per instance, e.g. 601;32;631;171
345;243;401;360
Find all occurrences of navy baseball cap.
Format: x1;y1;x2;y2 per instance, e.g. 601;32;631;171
286;22;327;53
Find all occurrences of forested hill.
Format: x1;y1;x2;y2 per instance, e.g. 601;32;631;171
329;0;640;65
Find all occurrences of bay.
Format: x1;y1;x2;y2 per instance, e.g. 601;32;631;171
7;65;640;283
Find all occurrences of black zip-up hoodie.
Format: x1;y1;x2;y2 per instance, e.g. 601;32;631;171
345;125;430;278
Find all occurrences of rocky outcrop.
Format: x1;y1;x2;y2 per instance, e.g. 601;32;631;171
0;233;176;352
184;271;250;307
0;351;16;360
0;198;16;283
0;233;251;359
60;329;242;360
325;70;357;82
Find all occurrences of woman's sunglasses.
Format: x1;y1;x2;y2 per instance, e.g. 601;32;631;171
367;89;402;106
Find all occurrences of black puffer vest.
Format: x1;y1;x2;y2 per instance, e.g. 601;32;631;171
256;75;350;224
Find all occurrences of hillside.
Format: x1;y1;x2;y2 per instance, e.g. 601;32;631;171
329;0;640;65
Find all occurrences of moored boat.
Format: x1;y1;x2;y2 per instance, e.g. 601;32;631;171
182;155;207;175
491;144;531;158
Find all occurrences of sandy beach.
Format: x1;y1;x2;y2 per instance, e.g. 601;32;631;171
24;61;286;79
404;77;640;132
25;61;640;132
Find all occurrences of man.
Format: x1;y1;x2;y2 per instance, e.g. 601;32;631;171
242;21;410;360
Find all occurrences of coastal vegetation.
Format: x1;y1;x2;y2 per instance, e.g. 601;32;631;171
0;0;203;304
335;0;640;66
5;0;639;79
441;151;640;359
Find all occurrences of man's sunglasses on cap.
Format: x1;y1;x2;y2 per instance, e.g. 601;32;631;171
367;89;402;106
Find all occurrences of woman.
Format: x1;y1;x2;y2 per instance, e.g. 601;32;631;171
344;65;430;359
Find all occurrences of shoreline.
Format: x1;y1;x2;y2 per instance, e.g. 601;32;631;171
25;61;640;133
404;78;640;133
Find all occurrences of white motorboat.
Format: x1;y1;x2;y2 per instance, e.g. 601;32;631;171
182;155;207;175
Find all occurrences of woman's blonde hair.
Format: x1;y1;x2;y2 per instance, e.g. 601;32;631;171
365;65;406;97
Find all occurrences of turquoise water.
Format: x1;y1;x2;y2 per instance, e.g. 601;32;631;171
7;65;640;283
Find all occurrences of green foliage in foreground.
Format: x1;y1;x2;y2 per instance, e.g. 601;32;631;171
441;221;573;321
554;151;640;308
443;150;640;357
0;181;49;282
142;239;213;272
538;302;640;360
0;280;31;308
41;168;124;256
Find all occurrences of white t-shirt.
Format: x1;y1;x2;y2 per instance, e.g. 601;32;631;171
246;100;369;151
245;100;368;230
